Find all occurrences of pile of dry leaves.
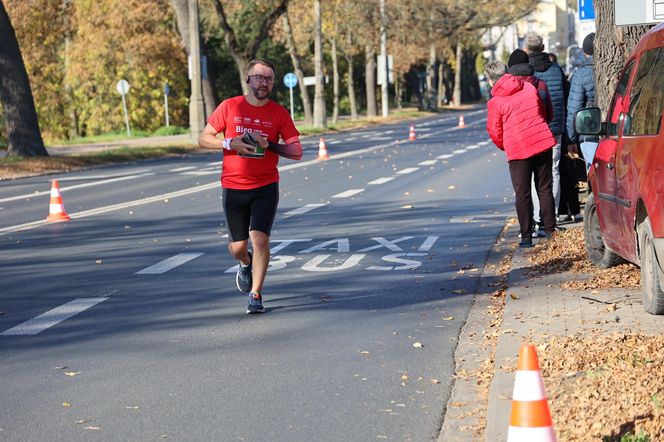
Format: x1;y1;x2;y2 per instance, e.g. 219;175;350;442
528;227;641;290
537;332;664;441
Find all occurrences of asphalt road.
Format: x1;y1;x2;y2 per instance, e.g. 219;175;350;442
0;111;514;441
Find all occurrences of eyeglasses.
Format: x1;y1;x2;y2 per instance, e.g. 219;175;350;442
248;74;275;84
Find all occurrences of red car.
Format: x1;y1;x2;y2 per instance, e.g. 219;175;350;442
575;23;664;314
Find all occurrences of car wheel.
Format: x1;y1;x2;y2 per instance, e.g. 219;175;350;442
637;217;664;315
583;193;622;268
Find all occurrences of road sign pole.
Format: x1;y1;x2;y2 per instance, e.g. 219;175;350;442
164;94;170;127
121;92;131;137
289;86;294;121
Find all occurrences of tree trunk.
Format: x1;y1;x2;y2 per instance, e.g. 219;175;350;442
461;48;480;102
345;51;358;120
365;45;377;117
313;0;326;128
594;0;651;117
453;41;463;106
426;43;436;110
64;34;78;138
394;74;402;110
171;0;218;112
331;37;339;124
210;0;288;96
282;13;312;125
0;3;47;157
437;62;446;107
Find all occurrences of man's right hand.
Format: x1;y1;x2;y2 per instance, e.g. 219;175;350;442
231;135;258;155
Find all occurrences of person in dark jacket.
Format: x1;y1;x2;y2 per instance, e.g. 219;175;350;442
524;33;565;227
484;61;557;247
508;49;553;123
567;32;596;161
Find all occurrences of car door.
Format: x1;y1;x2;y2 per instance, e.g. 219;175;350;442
593;61;636;243
617;48;664;260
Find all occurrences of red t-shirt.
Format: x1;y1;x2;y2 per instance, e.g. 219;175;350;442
207;96;300;189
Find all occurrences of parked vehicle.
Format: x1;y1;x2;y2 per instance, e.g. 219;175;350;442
575;23;664;314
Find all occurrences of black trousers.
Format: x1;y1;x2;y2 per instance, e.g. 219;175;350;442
508;149;556;237
558;153;581;217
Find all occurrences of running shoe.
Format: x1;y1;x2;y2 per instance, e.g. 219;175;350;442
246;292;265;314
236;251;252;293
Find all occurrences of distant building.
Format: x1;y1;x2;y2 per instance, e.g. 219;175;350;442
482;0;594;72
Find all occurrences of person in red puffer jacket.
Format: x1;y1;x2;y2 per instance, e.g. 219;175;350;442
484;60;557;247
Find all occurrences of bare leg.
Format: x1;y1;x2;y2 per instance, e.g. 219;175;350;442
249;230;270;293
228;240;250;265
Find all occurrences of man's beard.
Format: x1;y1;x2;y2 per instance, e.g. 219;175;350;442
252;85;270;100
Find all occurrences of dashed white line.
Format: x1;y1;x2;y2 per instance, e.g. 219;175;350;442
397;167;419;175
418;160;437;166
452;149;467;154
332;189;364;198
136;253;204;275
181;170;219;176
466;144;480;150
169;166;197;172
437;154;454;160
0;173;155;204
1;298;108;336
284;203;327;218
368;177;394;185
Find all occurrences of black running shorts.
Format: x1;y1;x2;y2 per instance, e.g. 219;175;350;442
222;182;279;242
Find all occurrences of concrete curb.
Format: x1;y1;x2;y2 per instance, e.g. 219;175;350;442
438;222;518;441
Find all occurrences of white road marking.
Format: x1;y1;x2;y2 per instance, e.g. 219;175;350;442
418;235;440;251
452;149;467;154
396;167;419;175
466;144;480;150
181;170;219;176
135;253;204;274
283;203;327;218
169;166;197;172
332;188;364;198
0;173;155;204
55;169;153;181
478;140;491;146
368;177;394;185
1;111;488;236
416;127;432;132
372;136;392;141
207;161;221;166
1;298;108;336
384;130;394;134
345;137;357;141
437;154;454;160
418;160;437;166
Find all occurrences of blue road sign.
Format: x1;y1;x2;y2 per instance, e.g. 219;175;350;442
164;83;170;96
283;72;298;88
579;0;595;20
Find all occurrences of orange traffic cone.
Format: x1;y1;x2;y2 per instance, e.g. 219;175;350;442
458;115;466;128
46;179;70;222
507;343;556;441
317;137;329;160
408;124;417;141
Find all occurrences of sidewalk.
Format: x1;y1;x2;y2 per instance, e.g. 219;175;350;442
440;219;664;441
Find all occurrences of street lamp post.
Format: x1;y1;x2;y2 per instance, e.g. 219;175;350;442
188;0;205;145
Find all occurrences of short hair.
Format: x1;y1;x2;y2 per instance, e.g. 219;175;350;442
247;59;276;77
484;61;507;84
524;33;544;52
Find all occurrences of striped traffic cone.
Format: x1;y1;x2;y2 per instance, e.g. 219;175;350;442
46;180;70;222
317;137;329;160
458;115;466;128
507;343;556;441
408;124;417;141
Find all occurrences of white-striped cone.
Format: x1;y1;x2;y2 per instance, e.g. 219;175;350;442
46;180;70;222
317;137;329;160
408;125;417;141
507;343;556;441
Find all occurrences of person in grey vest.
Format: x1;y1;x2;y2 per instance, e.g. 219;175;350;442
524;33;565;235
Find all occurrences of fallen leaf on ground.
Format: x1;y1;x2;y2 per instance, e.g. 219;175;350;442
443;316;454;321
509;293;519;300
64;371;81;377
62;402;71;408
413;342;424;348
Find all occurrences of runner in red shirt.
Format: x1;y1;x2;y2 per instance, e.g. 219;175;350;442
199;59;302;314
